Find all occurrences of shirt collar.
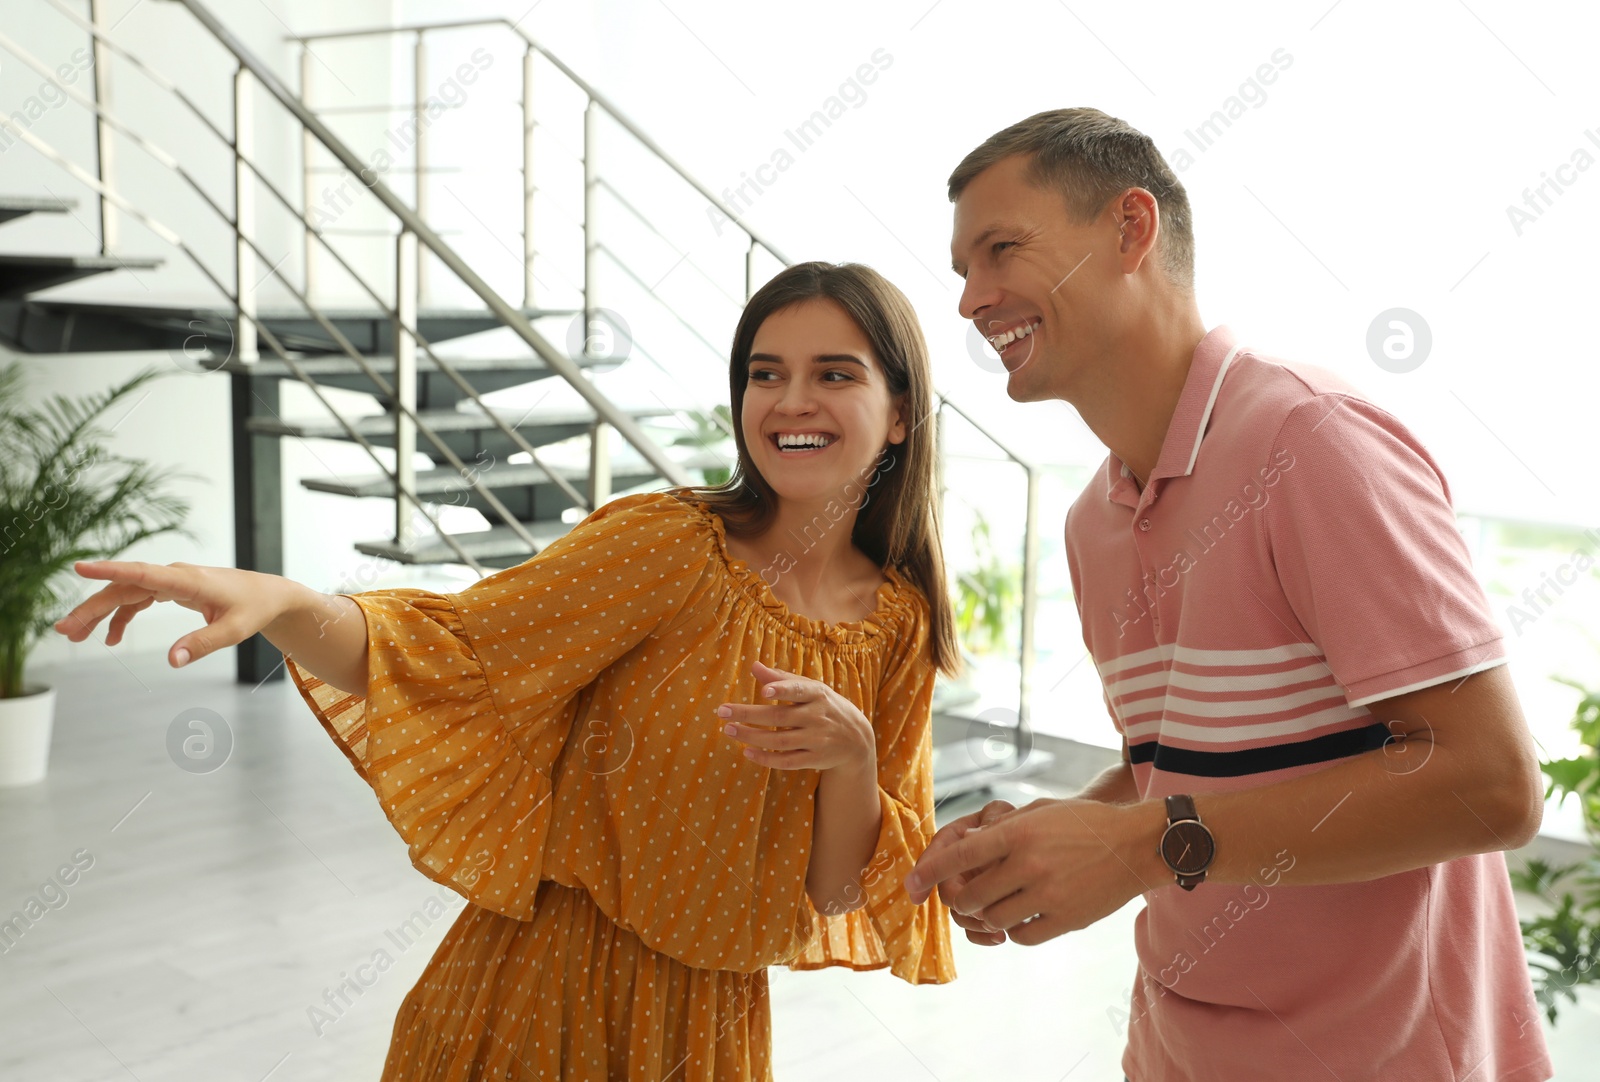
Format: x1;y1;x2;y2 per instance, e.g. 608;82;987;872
1106;325;1243;500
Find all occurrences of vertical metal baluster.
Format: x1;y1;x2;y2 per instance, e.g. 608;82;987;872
88;0;116;253
583;98;607;509
234;63;257;363
589;420;611;509
583;98;598;340
522;44;537;309
1018;466;1040;756
395;229;419;549
301;46;316;300
413;30;428;306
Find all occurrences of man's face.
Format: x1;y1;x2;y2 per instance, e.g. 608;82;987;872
950;154;1128;403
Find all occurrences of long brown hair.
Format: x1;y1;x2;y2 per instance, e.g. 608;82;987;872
676;261;960;677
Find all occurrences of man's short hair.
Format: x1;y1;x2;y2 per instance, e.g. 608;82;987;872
947;107;1195;292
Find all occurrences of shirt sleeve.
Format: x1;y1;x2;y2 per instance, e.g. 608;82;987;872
285;492;716;920
1260;394;1505;708
785;589;958;985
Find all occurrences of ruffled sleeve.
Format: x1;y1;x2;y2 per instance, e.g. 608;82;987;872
285;492;716;920
786;586;957;985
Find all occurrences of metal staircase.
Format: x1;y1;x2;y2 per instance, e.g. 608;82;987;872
1;0;1049;798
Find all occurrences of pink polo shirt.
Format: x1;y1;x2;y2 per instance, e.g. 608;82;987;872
1065;326;1552;1081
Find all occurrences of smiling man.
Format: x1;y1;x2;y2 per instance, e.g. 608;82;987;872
906;108;1553;1082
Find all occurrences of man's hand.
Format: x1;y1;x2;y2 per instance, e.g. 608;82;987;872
918;798;1018;945
905;796;1167;946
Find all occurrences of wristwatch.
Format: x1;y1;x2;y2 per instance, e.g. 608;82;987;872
1159;794;1215;890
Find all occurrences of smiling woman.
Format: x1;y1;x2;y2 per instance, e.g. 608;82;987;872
689;261;961;672
54;258;963;1081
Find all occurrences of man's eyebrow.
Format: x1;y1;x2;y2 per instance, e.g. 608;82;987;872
748;353;869;368
950;224;1017;275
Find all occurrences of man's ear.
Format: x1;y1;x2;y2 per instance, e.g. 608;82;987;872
1114;188;1161;276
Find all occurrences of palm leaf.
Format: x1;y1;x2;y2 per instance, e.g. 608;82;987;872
0;361;197;697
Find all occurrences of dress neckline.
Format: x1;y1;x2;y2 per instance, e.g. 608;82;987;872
677;495;915;645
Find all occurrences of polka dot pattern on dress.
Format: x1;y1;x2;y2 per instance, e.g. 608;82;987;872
286;491;955;1080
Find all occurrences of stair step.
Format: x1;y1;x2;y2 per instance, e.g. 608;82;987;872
307;461;565;498
0;297;581;354
218;352;599;380
302;448;729;500
0;195;76;225
247;403;677;442
355;520;574;566
0;253;164;299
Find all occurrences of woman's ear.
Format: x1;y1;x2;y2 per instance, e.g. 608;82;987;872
887;395;909;446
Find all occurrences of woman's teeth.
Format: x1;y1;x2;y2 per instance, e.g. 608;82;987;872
775;433;834;451
990;319;1039;352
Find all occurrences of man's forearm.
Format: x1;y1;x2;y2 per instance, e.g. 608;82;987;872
1113;669;1544;890
1075;758;1140;804
262;583;370;697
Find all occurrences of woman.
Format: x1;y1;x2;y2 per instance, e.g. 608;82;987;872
56;261;960;1079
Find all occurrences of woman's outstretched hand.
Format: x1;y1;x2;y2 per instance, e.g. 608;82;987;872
54;560;297;670
718;660;876;773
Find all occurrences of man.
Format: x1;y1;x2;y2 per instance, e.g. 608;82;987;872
905;108;1553;1081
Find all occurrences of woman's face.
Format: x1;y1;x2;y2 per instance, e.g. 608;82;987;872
742;297;907;509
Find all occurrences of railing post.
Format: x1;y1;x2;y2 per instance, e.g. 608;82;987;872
746;238;757;301
413;31;429;306
589;420;611;508
583;98;598;348
522;44;537;309
234;63;258;363
395;229;419;548
1018;466;1040;739
301;46;316;300
88;0;116;254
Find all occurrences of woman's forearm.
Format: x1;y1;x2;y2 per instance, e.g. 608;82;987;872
807;757;882;915
262;582;370;697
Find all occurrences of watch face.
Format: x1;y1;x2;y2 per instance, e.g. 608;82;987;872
1160;821;1215;875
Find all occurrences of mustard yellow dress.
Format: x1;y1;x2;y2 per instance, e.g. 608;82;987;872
286;491;956;1080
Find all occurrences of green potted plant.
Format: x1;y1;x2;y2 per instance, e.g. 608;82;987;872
1511;671;1600;1023
954;511;1020;657
0;361;194;786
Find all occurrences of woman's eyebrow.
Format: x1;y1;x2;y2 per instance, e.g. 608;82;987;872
749;353;869;368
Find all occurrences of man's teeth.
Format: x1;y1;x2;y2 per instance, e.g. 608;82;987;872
989;320;1039;351
776;433;833;449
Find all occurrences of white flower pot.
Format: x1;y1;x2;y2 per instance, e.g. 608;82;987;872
0;684;56;787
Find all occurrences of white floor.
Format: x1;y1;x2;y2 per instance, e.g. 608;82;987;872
1;647;1595;1081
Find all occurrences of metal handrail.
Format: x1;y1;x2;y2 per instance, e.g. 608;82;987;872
33;0;626;526
935;396;1040;734
0;115;495;574
288;16;1042;736
22;1;1041;725
594;178;747;312
3;15;594;547
286;16;793;272
935;394;1036;472
170;0;693;491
